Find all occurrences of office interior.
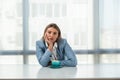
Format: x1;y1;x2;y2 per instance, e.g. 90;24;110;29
0;0;120;79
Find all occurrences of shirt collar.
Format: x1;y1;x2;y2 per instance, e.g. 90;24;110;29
45;42;57;48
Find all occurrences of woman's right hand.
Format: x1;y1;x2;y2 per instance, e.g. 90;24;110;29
44;35;54;51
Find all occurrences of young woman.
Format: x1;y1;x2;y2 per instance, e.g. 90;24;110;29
36;23;77;67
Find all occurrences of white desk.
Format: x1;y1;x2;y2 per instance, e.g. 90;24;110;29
0;64;120;80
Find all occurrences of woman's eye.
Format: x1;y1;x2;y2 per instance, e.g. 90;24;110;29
54;32;57;35
48;31;51;34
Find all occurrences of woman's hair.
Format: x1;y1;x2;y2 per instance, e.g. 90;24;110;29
42;23;61;42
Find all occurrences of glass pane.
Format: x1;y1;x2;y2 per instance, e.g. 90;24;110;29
28;55;39;64
0;0;23;50
29;0;93;50
100;54;120;63
99;0;120;49
0;55;23;64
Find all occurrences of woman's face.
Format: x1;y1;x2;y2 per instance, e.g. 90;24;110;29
44;27;59;43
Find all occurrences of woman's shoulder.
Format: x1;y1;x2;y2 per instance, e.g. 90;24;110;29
36;39;45;46
36;39;43;43
57;38;67;45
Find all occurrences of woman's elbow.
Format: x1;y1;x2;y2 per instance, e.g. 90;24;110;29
71;62;77;67
71;60;77;67
67;60;77;67
39;61;48;67
40;62;48;67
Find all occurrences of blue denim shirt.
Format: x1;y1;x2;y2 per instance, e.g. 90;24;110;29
36;38;77;67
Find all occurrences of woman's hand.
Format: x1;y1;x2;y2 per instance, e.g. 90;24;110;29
44;35;54;51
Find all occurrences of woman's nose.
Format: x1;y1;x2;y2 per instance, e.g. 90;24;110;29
49;33;54;37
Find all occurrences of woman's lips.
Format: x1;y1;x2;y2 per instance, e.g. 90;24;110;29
48;38;53;41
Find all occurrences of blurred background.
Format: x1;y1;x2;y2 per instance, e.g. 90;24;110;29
0;0;120;65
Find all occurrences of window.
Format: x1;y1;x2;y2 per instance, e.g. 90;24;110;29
29;0;93;50
0;0;23;64
1;0;120;64
0;0;23;50
99;0;120;63
28;0;94;64
99;0;120;49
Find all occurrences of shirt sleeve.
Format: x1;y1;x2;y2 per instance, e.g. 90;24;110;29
36;41;52;67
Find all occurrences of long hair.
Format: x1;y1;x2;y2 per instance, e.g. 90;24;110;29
42;23;61;42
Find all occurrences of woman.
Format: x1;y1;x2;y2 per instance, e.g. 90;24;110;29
36;23;77;67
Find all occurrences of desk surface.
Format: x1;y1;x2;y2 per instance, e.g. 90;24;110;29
0;64;120;80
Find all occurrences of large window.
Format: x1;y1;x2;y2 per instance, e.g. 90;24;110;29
99;0;120;63
0;0;23;50
29;0;93;50
28;0;94;64
0;0;23;64
0;0;120;64
99;0;120;49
